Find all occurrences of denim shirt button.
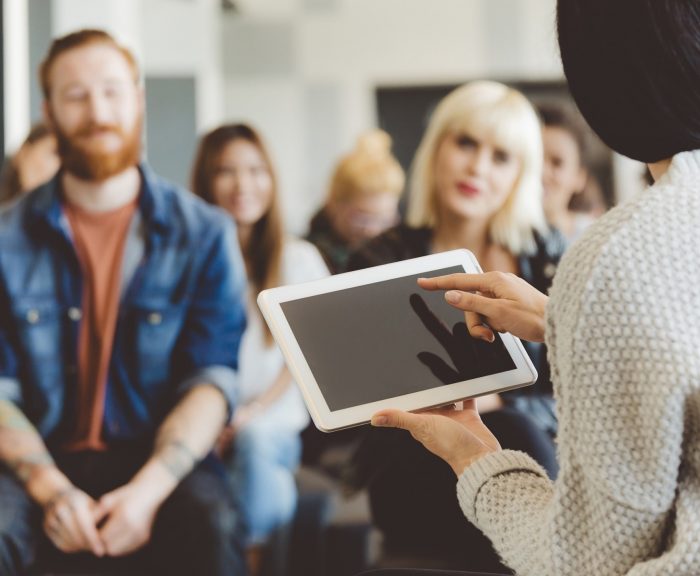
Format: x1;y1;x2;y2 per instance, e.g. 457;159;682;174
68;307;82;321
26;309;40;324
147;312;162;325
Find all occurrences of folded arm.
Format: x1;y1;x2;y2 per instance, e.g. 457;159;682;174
0;399;69;504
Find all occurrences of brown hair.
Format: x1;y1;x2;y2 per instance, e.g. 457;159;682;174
191;124;284;344
0;123;54;205
40;29;140;99
538;102;593;212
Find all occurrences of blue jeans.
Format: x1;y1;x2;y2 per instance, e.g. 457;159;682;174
227;421;301;545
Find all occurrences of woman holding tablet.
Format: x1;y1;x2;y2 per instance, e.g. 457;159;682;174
191;124;328;567
370;1;700;574
346;81;565;571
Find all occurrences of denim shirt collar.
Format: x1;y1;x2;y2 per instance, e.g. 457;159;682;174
25;162;170;240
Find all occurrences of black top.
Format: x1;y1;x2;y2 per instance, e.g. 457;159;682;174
305;208;353;275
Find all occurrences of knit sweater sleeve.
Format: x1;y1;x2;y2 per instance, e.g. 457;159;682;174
455;223;687;576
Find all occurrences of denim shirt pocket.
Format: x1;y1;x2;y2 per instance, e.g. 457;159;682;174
125;298;189;397
10;299;66;430
11;299;65;363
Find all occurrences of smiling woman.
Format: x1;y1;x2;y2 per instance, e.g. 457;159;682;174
191;123;329;557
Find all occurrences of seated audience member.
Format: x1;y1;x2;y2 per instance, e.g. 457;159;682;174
192;123;329;570
369;0;700;575
345;81;565;572
0;30;247;575
307;129;404;274
0;122;59;205
538;103;597;241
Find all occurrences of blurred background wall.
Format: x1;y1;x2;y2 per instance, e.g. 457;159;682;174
3;0;646;233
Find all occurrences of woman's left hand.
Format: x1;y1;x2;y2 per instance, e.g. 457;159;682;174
371;399;501;476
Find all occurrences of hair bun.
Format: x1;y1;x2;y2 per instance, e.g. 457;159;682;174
355;129;393;158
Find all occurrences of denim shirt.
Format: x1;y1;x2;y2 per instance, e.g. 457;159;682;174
0;164;247;449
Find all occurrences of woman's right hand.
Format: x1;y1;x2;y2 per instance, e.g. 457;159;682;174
418;272;548;343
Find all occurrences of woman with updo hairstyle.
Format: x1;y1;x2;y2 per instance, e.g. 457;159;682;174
359;1;700;575
345;81;565;572
191;123;328;567
306;129;404;273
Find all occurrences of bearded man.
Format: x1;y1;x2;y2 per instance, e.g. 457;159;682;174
0;29;247;575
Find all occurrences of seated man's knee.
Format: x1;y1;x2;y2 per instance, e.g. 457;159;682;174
170;472;243;547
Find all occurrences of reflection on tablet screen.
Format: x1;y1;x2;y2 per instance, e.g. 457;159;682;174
280;266;516;411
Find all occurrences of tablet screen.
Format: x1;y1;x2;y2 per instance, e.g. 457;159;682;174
280;265;516;411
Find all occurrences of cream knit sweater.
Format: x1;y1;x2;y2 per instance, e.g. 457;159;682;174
457;150;700;576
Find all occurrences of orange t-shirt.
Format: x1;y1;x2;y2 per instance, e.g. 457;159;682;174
63;198;138;451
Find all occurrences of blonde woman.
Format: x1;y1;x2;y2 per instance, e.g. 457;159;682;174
191;124;328;565
346;81;565;572
307;129;405;273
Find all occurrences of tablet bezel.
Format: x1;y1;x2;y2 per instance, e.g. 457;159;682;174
257;249;537;432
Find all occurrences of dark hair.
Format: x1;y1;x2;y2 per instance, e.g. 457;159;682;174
557;0;700;163
0;123;54;205
40;29;140;99
538;103;590;167
191;124;284;344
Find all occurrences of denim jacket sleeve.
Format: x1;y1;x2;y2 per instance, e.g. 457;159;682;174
0;277;22;407
172;216;247;417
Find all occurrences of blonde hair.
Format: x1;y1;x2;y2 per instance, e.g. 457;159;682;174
327;129;405;204
408;81;547;255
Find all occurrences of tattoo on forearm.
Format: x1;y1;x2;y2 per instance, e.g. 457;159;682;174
8;452;55;484
0;401;35;432
0;401;55;484
156;439;198;482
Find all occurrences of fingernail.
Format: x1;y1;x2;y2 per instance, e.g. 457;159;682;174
445;291;460;304
372;416;388;426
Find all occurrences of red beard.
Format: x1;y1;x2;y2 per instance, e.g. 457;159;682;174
54;116;142;182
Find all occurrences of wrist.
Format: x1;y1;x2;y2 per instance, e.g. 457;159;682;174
535;295;548;342
245;400;264;416
450;448;498;478
25;466;73;508
131;459;179;507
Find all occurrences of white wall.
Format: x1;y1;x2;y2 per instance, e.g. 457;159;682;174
3;0;31;153
141;0;224;132
221;0;573;234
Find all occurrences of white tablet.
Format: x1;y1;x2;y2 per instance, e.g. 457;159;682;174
257;249;537;432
